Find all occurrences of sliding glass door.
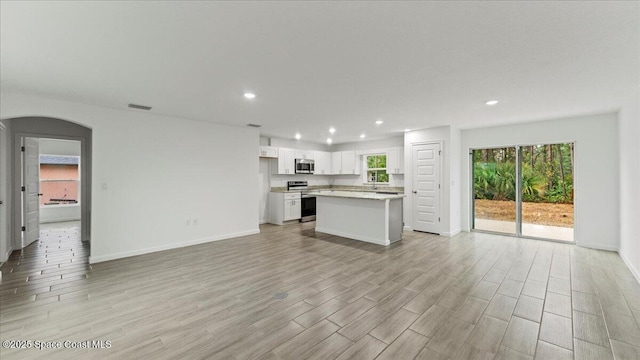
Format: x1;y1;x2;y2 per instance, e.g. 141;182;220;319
472;147;517;235
472;143;574;242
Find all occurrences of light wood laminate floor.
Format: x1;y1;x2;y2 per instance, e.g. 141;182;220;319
1;221;639;359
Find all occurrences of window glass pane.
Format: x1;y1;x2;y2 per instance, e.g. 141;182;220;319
377;170;389;182
367;156;376;168
521;143;574;242
473;148;516;234
377;155;386;169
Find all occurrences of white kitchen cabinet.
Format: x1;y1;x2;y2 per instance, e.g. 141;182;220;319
387;147;404;174
331;151;360;175
331;152;342;174
314;151;331;175
294;150;314;160
259;146;278;158
341;151;360;175
269;192;301;225
275;148;295;174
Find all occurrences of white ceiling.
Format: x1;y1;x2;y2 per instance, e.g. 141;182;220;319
1;1;638;144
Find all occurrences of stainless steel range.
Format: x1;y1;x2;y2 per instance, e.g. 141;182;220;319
287;181;316;222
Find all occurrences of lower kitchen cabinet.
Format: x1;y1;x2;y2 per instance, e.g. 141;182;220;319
269;192;301;225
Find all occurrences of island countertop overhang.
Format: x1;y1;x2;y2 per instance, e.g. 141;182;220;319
305;190;405;200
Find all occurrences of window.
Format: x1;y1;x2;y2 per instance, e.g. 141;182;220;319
365;154;388;183
39;155;80;206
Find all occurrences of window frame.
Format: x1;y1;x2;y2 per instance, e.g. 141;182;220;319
363;153;389;184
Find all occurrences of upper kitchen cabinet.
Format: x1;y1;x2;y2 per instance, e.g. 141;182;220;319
274;147;295;174
387;147;404;174
294;150;314;160
259;146;278;158
331;151;360;175
331;152;342;174
314;151;331;175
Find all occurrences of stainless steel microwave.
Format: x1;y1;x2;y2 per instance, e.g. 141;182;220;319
295;159;314;174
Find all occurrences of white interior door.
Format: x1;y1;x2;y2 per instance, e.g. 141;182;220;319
412;143;440;234
22;137;40;247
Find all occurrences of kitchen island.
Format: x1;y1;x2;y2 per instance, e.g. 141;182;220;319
310;190;405;246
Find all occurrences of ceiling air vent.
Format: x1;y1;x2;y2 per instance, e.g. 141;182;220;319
246;123;262;128
128;103;152;111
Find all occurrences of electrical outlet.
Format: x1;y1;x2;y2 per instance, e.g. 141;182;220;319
193;218;199;226
186;219;191;226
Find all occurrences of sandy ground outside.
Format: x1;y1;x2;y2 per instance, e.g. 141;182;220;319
474;199;574;228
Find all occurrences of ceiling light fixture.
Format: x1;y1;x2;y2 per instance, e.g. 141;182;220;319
360;134;366;139
404;129;411;132
244;92;256;99
294;133;301;140
375;120;383;125
326;138;333;144
329;127;336;134
485;100;499;106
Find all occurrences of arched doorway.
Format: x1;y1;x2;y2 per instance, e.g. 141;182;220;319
0;117;92;258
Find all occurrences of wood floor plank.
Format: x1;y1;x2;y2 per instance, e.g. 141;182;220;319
573;310;609;347
573;338;613;360
335;334;386;360
2;221;639;359
513;295;544;323
539;312;573;350
375;329;430;360
501;316;540;356
369;308;419;344
272;319;339;360
426;318;475;357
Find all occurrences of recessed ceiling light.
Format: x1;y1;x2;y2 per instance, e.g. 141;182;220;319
244;92;256;99
375;120;383;125
360;134;366;139
485;100;499;106
294;133;301;140
329;127;336;134
326;138;333;144
404;129;411;132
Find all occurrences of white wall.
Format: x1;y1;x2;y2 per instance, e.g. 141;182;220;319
461;113;620;251
332;136;403;152
404;126;459;235
40;138;80;156
619;87;640;281
1;91;260;263
0;123;9;262
39;138;82;223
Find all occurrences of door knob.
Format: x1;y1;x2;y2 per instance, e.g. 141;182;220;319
37;193;43;196
413;190;417;194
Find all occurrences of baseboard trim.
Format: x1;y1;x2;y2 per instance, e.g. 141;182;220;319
441;229;461;237
577;242;619;252
403;226;413;231
259;219;268;224
89;229;260;264
619;250;640;284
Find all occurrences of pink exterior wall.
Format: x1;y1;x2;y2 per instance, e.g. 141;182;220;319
40;164;79;206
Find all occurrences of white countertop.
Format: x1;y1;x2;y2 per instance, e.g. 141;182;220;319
307;190;405;200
